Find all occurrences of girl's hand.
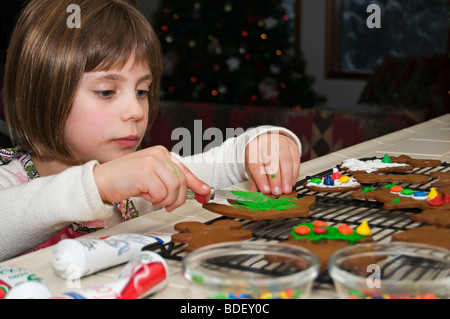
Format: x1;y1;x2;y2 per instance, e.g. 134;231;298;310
93;146;210;212
245;133;300;195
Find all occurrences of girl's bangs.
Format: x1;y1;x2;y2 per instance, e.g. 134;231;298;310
83;6;155;72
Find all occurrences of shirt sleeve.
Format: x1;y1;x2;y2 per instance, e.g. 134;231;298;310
0;160;113;261
173;125;301;189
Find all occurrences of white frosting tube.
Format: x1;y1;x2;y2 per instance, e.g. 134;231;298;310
0;266;52;299
52;251;168;299
51;233;170;280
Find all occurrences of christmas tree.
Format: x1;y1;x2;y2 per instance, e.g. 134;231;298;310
154;0;325;108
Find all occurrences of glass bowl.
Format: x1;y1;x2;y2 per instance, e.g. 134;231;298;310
328;242;450;299
181;241;319;299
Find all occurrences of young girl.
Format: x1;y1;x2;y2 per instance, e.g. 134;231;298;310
0;0;301;262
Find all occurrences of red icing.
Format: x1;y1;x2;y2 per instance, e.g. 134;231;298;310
428;195;443;206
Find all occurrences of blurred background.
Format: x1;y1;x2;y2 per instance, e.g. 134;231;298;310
1;0;449;160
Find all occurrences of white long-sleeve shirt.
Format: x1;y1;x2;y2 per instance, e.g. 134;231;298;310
0;126;300;261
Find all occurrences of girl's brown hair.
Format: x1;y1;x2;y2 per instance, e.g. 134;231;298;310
3;0;163;161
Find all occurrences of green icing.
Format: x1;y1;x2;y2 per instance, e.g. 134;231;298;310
391;197;401;203
290;223;367;244
362;186;374;193
230;190;299;211
384;182;397;189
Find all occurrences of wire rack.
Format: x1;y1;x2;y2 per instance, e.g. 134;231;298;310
143;157;450;283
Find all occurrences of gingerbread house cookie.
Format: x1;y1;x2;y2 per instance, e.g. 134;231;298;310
202;191;315;220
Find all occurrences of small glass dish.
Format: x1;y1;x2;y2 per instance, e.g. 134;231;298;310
328;242;450;299
181;241;319;299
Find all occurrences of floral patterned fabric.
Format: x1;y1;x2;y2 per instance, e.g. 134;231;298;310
0;146;139;252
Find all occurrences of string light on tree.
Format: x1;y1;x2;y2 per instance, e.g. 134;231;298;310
156;0;325;108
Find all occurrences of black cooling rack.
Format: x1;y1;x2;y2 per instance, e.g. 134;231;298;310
143;157;450;283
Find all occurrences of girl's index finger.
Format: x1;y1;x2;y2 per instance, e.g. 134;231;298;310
182;164;211;196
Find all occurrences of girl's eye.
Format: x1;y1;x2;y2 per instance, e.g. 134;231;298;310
136;90;149;99
96;90;115;99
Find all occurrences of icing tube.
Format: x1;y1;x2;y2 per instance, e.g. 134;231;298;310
0;266;52;299
51;278;129;299
117;250;169;299
52;251;168;299
51;233;170;279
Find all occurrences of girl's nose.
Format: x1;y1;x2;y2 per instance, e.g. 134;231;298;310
122;93;145;121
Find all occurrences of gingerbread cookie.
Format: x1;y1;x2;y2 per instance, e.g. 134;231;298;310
268;221;373;271
339;156;413;174
304;168;361;193
410;209;450;228
430;171;450;187
388;155;441;168
202;191;315;220
352;173;430;185
171;219;252;252
351;184;450;210
391;225;450;249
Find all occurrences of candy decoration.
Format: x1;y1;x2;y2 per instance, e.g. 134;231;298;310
391;197;400;203
356;220;371;236
381;154;392;163
412;191;427;200
331;168;342;180
348;290;438;299
400;189;414;197
390;186;403;194
313;220;328;227
428;194;443;206
313;226;328;234
338;176;350;183
323;175;334;186
310;177;322;184
428;187;438;200
444;191;450;204
295;225;310;235
337;224;353;235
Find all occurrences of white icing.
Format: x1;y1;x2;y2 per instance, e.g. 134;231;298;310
340;158;408;173
306;176;360;188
